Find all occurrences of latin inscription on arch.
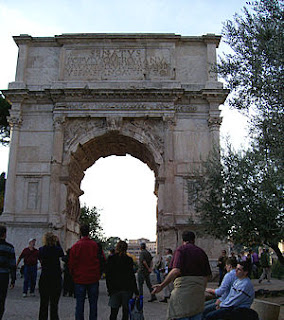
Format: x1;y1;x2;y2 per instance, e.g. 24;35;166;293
63;47;173;80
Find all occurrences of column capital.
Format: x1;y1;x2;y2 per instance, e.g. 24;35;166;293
7;111;22;128
208;116;222;129
53;115;65;130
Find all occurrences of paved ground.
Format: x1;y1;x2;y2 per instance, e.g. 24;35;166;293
3;277;284;319
3;278;168;320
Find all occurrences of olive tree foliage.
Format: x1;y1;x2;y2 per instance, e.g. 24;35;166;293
79;205;105;243
0;93;11;145
197;147;284;264
218;0;283;111
217;0;283;162
104;236;121;254
197;0;284;264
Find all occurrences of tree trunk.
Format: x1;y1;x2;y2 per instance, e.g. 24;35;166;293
269;243;284;266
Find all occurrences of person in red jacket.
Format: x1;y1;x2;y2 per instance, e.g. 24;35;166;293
69;224;105;320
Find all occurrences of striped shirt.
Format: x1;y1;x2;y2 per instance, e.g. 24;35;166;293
0;239;16;284
220;277;254;309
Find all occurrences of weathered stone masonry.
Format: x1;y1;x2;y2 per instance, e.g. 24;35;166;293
1;33;228;256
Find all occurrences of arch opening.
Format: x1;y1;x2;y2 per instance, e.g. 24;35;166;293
65;132;161;243
80;155;157;241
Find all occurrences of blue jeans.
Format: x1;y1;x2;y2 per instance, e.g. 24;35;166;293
176;313;202;320
74;282;99;320
23;265;37;294
203;299;217;318
154;269;161;283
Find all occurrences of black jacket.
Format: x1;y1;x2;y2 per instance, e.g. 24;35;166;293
106;253;138;296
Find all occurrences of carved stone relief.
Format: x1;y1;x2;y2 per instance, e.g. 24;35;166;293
123;119;165;156
66;189;80;221
63;118;106;152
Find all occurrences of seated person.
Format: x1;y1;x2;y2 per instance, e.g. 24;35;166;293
204;261;255;320
203;258;237;316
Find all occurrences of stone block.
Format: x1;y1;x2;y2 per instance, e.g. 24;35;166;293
251;299;280;320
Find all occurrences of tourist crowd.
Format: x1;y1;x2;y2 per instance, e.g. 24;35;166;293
0;224;267;320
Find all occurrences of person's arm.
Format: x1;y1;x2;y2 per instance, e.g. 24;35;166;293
203;275;209;289
16;250;24;268
213;272;232;297
105;256;113;295
68;247;75;277
130;259;139;296
9;246;16;288
151;267;181;294
206;288;216;295
142;260;151;273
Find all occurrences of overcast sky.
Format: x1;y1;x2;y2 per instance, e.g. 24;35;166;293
0;0;249;241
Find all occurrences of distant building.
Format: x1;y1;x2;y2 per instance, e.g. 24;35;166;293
128;238;157;261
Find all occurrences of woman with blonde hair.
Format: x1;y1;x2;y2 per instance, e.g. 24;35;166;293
38;232;64;320
106;240;139;320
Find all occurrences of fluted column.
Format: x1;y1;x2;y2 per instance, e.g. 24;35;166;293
49;115;65;228
206;97;222;150
3;104;22;217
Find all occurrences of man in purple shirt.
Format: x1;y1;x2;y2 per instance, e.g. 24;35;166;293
152;231;211;320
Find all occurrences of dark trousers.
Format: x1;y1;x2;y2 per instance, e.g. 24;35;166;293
63;270;74;296
110;306;128;320
204;307;233;320
0;273;9;320
138;271;153;296
38;276;62;320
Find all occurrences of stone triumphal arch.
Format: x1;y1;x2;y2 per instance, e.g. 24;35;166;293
2;33;228;256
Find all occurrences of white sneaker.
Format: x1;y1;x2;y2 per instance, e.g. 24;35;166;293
22;293;27;298
30;293;35;297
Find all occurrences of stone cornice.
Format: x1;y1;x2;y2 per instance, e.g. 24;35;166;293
202;88;230;105
13;33;222;46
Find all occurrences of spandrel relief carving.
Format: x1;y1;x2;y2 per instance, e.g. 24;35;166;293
64;48;173;80
64;118;106;151
125;119;165;155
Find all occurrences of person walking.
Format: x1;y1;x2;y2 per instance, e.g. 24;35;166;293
69;224;105;320
0;225;16;320
152;231;212;320
38;232;64;320
258;248;271;283
16;238;39;297
159;248;173;303
137;242;157;302
217;250;227;286
106;240;139;320
153;254;163;284
251;250;260;279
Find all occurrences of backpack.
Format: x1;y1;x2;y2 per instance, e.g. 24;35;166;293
129;297;144;320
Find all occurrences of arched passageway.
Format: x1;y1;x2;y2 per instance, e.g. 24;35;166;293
80;155;157;241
